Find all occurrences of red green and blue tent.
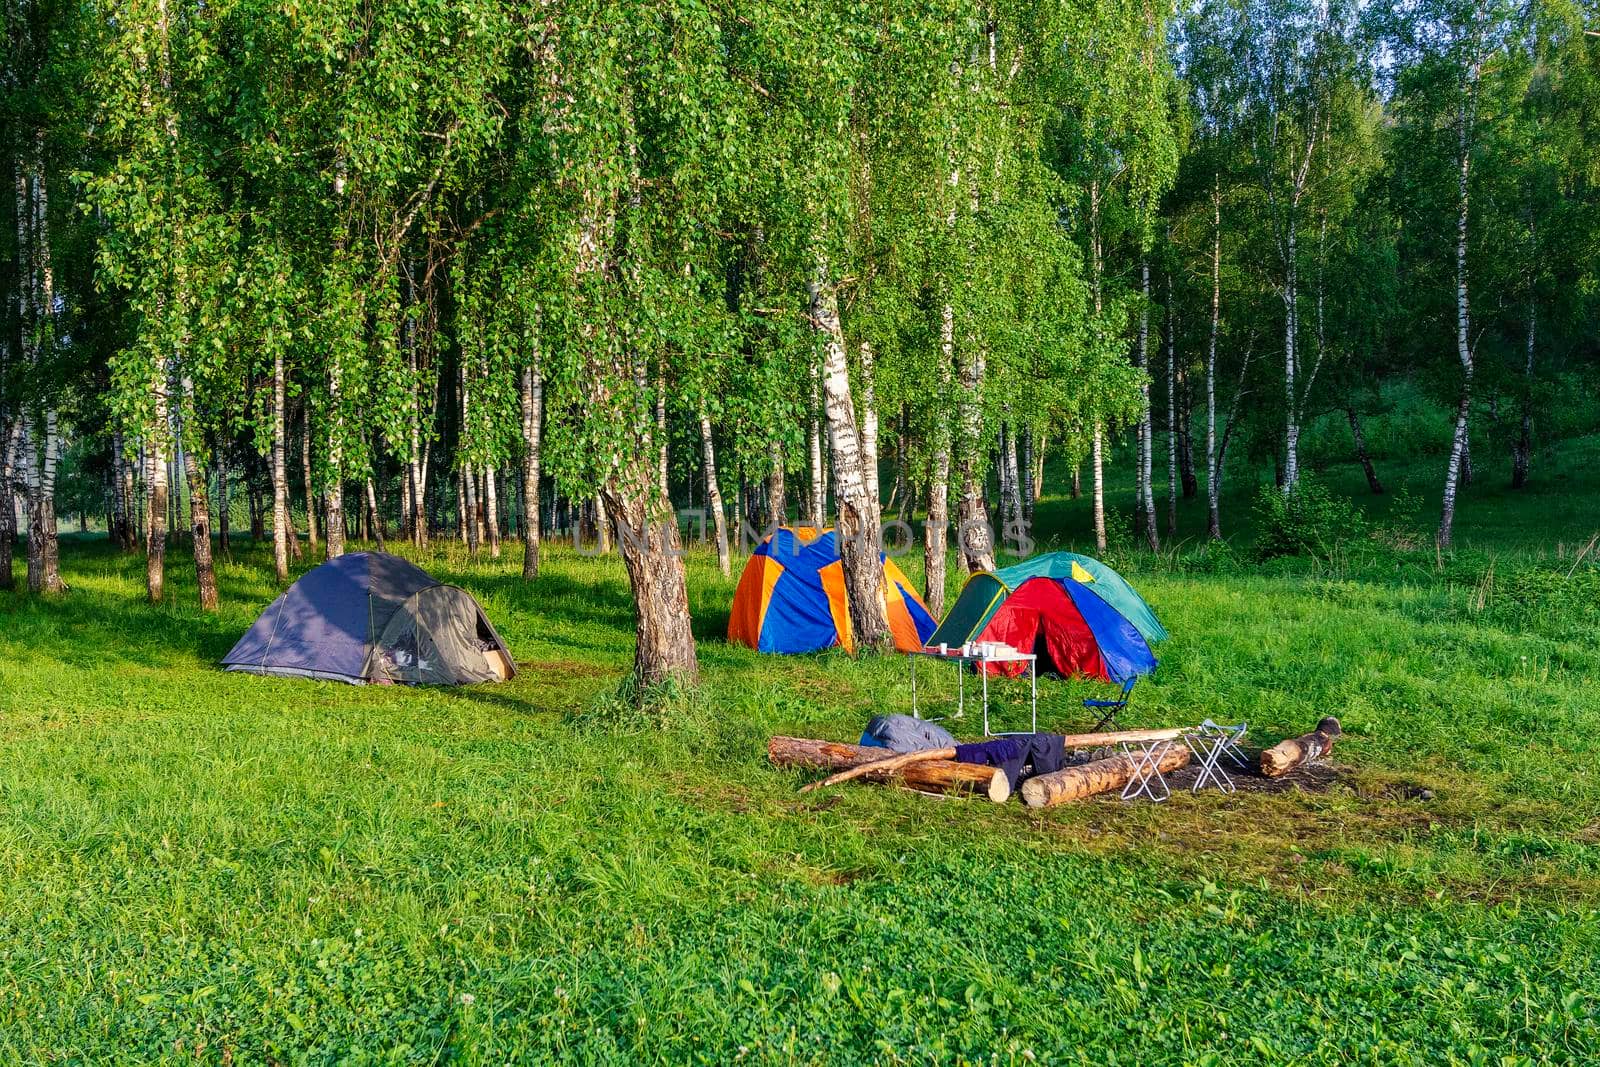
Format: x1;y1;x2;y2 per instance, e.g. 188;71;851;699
926;552;1164;682
728;527;937;654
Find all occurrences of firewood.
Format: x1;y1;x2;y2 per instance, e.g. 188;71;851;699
798;747;956;793
1260;716;1342;778
1056;727;1187;748
1020;744;1192;808
768;736;1009;803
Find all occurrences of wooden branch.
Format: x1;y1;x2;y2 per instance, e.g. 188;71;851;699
798;747;955;794
1021;744;1192;808
1260;716;1342;778
768;737;1009;803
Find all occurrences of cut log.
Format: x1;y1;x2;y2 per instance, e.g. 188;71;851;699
1020;744;1192;808
769;736;1009;803
798;747;956;794
1056;727;1187;749
1260;716;1341;778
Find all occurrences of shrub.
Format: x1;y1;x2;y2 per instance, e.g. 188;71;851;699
1252;478;1369;560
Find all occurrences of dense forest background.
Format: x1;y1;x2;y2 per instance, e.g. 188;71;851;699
4;0;1599;688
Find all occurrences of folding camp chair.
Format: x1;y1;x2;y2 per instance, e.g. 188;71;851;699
1084;678;1137;731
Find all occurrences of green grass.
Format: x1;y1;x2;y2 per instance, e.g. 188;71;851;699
2;427;1599;1063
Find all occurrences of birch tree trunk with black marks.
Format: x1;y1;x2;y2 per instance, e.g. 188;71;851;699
1438;49;1480;550
324;360;346;559
180;383;218;610
0;419;19;590
858;341;879;514
807;363;824;525
215;441;231;560
699;407;729;577
1089;181;1107;553
1206;182;1222;540
463;465;479;555
1165;272;1178;537
520;357;543;579
270;343;289;584
811;264;889;651
365;475;385;550
1000;416;1022;549
923;314;954;617
16;135;66;594
955;340;995;573
300;407;318;552
655;355;669;500
1347;406;1383;493
146;383;170;602
1018;428;1034;523
1282;211;1301;495
485;467;500;557
766;440;786;529
1137;260;1158;551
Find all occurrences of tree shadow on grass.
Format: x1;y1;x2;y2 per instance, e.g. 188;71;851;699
0;585;244;673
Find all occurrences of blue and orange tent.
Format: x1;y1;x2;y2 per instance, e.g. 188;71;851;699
927;553;1163;682
728;527;937;654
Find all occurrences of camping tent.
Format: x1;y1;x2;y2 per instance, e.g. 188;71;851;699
221;552;515;685
927;552;1162;682
728;527;937;654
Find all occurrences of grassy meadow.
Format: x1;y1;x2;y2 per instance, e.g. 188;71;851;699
2;413;1599;1063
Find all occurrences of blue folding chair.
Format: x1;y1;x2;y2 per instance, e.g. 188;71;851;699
1084;678;1137;731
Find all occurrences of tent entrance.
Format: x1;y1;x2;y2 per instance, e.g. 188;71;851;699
369;585;515;685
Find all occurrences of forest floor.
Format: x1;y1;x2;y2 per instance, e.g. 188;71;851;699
2;430;1599;1063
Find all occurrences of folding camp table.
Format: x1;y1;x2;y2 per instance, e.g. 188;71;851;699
908;646;1038;738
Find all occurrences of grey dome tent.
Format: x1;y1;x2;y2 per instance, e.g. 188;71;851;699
222;552;515;685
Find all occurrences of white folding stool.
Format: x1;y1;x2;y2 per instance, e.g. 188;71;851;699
1119;738;1174;803
1183;720;1249;794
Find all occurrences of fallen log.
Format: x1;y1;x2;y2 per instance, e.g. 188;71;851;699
1056;727;1188;748
798;747;957;794
768;736;1009;803
1020;744;1192;808
1260;716;1342;778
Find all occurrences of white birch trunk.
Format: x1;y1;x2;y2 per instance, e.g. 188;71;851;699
324;361;345;558
301;408;318;551
858;341;879;511
1439;56;1480;549
1165;272;1178;537
655;355;669;501
1137;260;1158;551
147;381;171;602
699;408;729;577
520;354;543;579
807;363;824;525
1088;181;1107;554
463;463;480;556
270;346;289;583
810;262;889;650
924;303;955;616
766;440;786;529
365;475;386;550
179;378;217;610
1283;212;1300;496
484;467;500;557
1206;184;1222;540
